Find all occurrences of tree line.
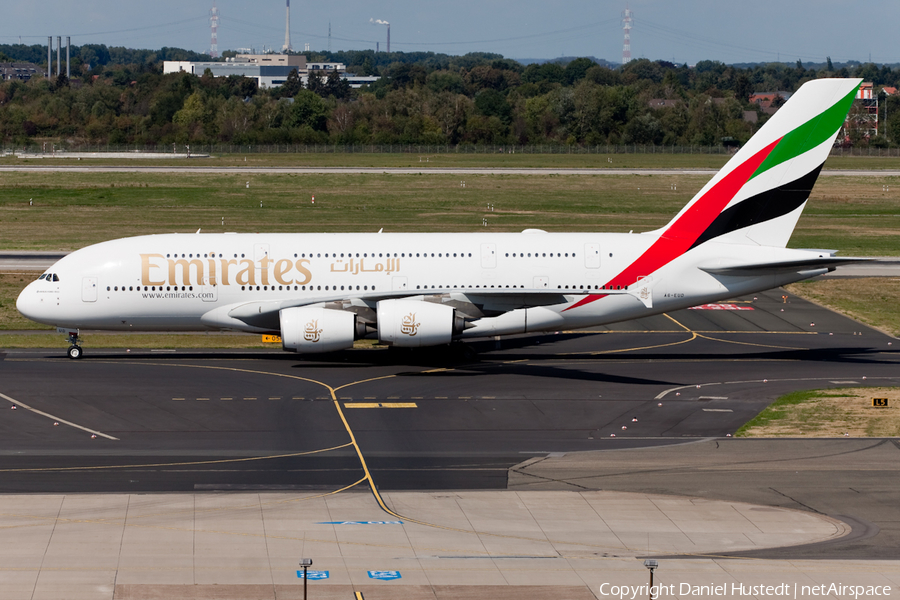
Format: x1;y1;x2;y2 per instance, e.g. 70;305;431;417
1;43;899;148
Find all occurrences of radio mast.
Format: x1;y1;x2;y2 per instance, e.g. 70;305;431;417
622;7;633;64
209;1;219;58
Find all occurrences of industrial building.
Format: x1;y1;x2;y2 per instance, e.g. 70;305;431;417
163;54;378;89
0;63;45;82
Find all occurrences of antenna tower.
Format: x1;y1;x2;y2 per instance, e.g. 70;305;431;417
283;0;292;52
209;1;219;58
328;22;331;53
622;7;633;64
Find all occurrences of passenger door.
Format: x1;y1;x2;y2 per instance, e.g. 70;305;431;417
480;243;496;269
584;243;600;269
82;277;98;302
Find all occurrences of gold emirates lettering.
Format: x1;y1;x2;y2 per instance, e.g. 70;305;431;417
400;312;420;336
304;319;322;342
141;254;313;287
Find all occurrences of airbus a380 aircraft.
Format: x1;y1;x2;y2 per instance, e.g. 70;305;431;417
18;78;867;359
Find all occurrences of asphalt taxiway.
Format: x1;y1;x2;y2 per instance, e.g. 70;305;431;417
0;288;897;493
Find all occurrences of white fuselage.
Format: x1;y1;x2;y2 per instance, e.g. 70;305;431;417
17;231;827;341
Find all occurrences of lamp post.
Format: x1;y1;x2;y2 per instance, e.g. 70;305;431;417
299;558;313;600
883;91;889;144
643;559;658;599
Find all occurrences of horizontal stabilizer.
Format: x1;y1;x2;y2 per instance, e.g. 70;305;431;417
700;256;871;276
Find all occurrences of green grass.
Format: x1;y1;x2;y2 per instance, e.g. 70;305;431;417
785;278;900;337
2;170;899;253
0;273;51;330
735;389;825;435
735;387;900;437
0;171;693;250
3;151;900;170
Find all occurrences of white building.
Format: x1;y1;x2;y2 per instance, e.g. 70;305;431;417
163;54;377;89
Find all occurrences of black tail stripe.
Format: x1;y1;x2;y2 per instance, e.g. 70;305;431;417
689;163;824;249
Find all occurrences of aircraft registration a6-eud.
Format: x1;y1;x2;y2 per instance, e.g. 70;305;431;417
18;78;868;360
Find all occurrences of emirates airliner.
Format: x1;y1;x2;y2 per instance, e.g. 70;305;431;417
17;78;866;359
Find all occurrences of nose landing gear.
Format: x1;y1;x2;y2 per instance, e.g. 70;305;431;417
65;331;83;360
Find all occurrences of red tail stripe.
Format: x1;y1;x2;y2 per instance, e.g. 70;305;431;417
565;137;781;312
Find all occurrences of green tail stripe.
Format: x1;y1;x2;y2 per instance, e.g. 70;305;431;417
750;85;858;180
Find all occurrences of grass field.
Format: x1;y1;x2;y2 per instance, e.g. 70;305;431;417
785;278;900;337
0;272;48;330
3;152;900;171
2;171;899;254
735;387;900;437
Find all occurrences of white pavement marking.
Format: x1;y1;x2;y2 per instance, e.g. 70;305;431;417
655;376;900;400
0;392;119;440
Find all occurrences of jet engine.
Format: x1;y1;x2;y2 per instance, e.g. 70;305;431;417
279;306;365;353
377;299;467;347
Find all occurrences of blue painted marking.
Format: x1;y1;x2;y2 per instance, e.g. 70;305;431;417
297;570;330;580
368;570;402;581
317;521;403;525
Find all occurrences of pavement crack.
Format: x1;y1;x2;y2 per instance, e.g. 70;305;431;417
509;462;593;491
768;487;825;515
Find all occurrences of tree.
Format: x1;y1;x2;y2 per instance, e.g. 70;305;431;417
324;70;351;100
474;89;511;124
288;89;328;131
733;73;751;104
172;91;207;134
306;70;324;94
281;68;302;98
564;58;595;85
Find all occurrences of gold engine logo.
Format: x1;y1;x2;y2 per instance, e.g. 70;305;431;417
304;319;323;342
400;313;420;336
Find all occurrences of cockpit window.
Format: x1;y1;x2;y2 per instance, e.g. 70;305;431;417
38;274;47;280
52;274;59;282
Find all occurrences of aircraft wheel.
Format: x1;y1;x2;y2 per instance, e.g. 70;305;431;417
67;345;83;360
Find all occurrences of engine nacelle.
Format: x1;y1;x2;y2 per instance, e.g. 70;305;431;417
279;306;363;353
377;299;465;347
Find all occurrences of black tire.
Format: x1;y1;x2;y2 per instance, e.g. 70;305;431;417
67;345;83;360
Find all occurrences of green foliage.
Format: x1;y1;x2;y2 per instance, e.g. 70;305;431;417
289;90;328;131
2;48;900;148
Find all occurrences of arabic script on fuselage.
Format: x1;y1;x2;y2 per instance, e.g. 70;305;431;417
140;254;403;287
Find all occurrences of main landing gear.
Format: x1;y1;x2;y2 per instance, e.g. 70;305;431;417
66;331;83;360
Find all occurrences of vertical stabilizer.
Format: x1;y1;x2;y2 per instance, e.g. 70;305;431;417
663;78;861;249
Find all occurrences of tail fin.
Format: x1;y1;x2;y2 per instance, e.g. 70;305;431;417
662;78;861;249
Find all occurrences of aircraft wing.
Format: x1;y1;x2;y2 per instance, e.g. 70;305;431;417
213;287;639;331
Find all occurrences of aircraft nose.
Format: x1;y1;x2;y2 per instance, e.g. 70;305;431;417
16;283;49;324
